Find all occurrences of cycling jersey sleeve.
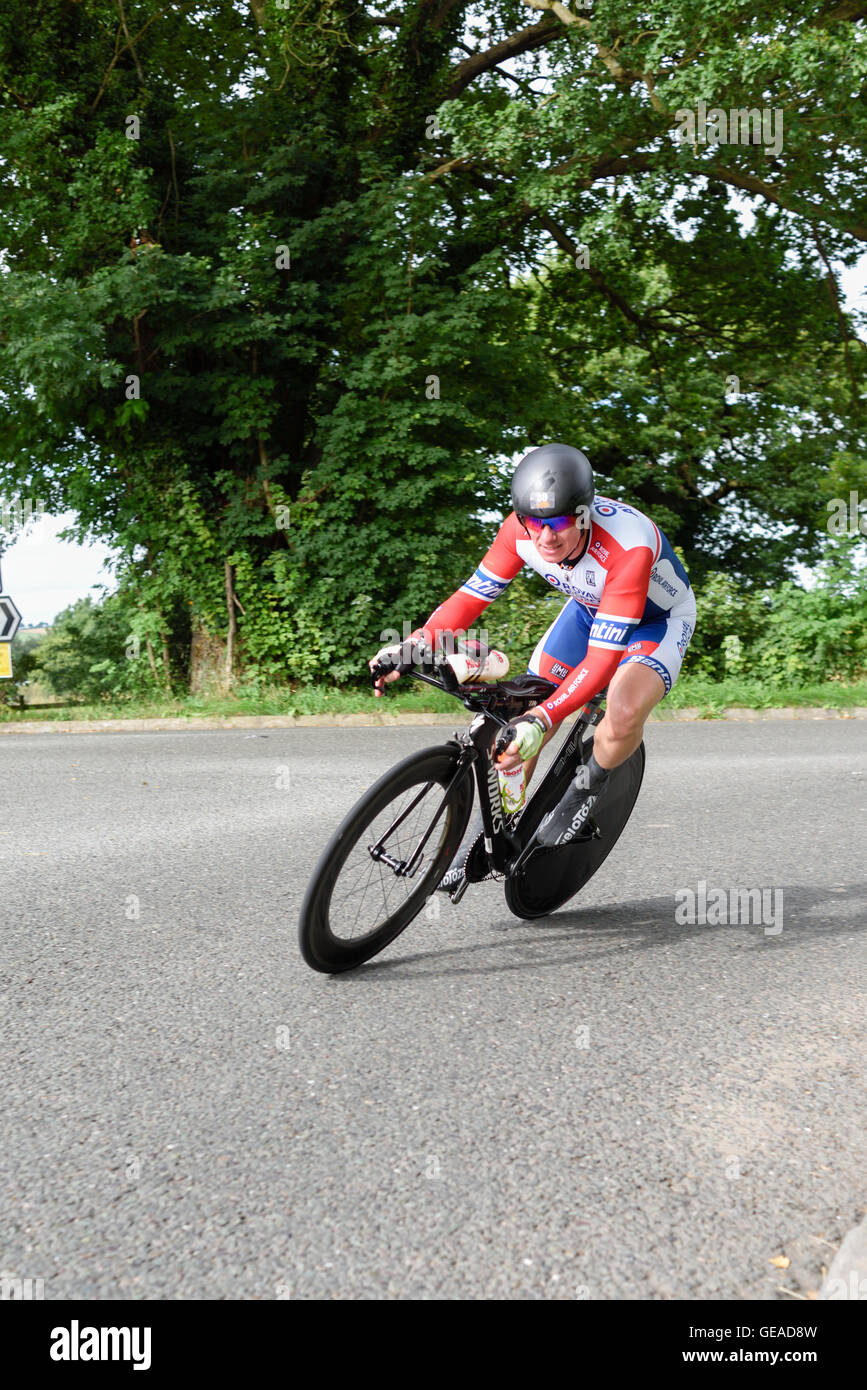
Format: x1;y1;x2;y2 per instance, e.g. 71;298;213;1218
419;512;525;645
536;540;655;727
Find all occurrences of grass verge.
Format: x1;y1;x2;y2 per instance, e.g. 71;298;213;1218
2;675;867;722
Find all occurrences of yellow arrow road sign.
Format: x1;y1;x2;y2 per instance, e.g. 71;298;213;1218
0;643;11;678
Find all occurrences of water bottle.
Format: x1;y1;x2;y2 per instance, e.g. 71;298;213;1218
498;764;526;816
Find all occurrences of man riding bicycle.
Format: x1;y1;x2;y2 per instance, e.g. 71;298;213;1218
370;443;697;890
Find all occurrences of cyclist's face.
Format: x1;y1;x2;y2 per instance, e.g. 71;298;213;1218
533;517;589;560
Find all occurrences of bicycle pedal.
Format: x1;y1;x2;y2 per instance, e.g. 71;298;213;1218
449;876;471;904
563;824;598;846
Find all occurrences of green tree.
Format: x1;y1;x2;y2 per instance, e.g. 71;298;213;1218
27;594;160;701
1;1;865;693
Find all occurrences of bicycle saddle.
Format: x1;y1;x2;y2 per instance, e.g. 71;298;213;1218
462;672;558;714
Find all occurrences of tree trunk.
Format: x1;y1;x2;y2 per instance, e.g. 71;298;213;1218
143;547;173;693
160;632;172;692
144;636;161;688
189;619;226;696
225;560;237;690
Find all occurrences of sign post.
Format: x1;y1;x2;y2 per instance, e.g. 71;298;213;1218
0;559;22;678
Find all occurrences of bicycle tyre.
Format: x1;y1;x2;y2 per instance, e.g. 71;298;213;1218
504;740;645;920
299;744;473;973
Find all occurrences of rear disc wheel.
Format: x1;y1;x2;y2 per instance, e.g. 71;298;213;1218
504;741;645;919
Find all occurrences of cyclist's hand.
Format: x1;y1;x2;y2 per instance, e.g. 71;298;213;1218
497;714;547;770
369;642;405;697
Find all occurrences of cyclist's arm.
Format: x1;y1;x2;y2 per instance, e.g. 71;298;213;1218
528;542;654;729
415;512;525;648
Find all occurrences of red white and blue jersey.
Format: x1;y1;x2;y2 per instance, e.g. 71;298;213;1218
420;497;694;726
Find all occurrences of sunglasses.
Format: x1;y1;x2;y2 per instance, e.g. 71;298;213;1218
519;513;578;534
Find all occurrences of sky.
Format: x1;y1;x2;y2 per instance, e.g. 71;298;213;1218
2;248;864;625
1;513;117;627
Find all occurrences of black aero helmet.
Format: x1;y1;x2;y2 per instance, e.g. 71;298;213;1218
511;443;594;519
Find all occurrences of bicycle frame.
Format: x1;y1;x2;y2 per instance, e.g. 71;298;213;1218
402;660;605;886
460;698;603;878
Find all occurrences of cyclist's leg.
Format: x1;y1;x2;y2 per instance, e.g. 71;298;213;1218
593;660;664;769
535;601;696;847
594;600;697;769
524;600;591;786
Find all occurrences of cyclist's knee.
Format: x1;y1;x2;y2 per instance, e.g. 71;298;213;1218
604;691;646;742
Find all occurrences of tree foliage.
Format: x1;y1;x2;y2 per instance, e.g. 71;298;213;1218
0;0;865;691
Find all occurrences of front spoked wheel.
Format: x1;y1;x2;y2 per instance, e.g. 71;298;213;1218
299;745;473;973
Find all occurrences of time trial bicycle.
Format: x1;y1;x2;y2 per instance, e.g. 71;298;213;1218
298;651;645;973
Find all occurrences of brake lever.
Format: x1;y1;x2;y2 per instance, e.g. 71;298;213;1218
494;723;517;763
435;658;460;694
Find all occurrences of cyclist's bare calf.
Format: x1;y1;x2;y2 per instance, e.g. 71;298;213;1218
591;662;666;770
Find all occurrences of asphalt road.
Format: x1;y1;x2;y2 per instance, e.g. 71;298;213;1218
1;721;865;1300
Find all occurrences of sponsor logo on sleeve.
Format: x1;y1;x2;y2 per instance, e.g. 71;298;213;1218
590;619;630;644
650;565;678;597
545;665;590;712
589;540;609;563
627;640;643;653
464;572;505;599
550;660;570;679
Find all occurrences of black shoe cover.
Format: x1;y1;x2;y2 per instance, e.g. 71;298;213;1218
536;773;609;848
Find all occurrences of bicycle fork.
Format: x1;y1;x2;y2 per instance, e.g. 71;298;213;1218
366;749;474;879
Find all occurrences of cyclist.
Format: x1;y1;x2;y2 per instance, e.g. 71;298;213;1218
370;443;696;888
